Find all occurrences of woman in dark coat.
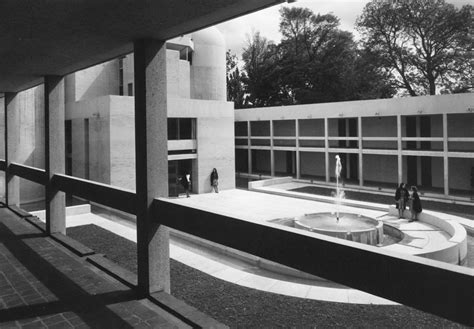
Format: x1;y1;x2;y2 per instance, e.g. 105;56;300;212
210;168;219;193
410;186;422;222
394;183;409;219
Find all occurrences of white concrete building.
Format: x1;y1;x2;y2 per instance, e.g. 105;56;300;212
1;27;235;204
235;94;474;201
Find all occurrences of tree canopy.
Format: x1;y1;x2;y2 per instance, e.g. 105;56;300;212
356;0;473;95
226;1;472;108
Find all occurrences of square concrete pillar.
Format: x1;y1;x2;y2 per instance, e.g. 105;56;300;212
134;39;170;295
4;92;20;206
44;76;66;235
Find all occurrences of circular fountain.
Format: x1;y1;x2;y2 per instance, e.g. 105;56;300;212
291;155;384;246
294;212;384;246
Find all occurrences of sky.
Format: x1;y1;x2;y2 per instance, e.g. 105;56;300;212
216;0;471;58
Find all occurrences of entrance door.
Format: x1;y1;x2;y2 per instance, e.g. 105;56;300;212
168;160;193;197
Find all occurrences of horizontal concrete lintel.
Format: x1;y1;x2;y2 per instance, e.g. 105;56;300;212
9;163;47;185
52;174;136;214
154;198;473;326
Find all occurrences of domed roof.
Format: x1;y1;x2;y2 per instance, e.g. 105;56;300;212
191;27;225;47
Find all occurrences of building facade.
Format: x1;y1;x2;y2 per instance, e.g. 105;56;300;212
0;27;235;205
235;94;474;200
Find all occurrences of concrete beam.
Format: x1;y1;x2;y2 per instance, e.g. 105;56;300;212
134;39;170;296
155;198;474;327
44;76;66;235
4;93;20;206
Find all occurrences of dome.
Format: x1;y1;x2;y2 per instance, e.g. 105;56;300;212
191;27;225;48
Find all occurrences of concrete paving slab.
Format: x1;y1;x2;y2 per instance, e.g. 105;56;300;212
0;208;192;328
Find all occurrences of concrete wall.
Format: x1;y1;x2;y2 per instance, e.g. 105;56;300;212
67;61;119;102
16;87;45;203
123;54;134;96
190;27;226;101
68;96;112;186
235;94;474;121
166;51;191;99
195;116;235;193
109;97;135;190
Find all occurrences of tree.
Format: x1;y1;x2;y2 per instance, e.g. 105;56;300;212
226;50;246;108
241;32;289;107
356;0;473;96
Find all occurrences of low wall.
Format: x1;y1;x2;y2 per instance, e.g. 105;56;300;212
170;228;322;281
31;204;91;221
388;206;467;264
248;177;293;189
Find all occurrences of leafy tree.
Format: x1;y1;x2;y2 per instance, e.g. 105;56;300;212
356;0;473;95
226;50;246;108
277;7;394;103
241;32;290;107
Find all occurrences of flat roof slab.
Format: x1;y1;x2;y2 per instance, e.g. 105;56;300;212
0;0;284;92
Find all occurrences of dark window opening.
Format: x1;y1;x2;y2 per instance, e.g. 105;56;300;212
168;118;195;140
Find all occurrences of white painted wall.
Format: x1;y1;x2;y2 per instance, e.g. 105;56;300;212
196;116;235;193
190;27;226;101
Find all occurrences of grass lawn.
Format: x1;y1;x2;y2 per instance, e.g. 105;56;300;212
67;224;467;328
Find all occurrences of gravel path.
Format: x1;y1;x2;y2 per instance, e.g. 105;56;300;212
67;224;468;328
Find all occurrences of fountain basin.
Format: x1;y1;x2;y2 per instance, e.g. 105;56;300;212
294;212;384;246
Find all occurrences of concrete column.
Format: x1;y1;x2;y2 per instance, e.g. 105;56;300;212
443;113;449;196
270;120;274;177
397;115;402;184
44;76;66;235
134;39;170;296
415;116;422;186
295;120;300;179
247;121;252;175
324;118;329;182
4;93;20;206
358;117;363;186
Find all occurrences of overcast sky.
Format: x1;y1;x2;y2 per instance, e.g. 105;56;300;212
216;0;471;58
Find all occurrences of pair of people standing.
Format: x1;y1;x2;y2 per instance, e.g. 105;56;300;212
394;183;422;221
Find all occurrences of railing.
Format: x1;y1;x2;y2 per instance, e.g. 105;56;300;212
0;161;472;326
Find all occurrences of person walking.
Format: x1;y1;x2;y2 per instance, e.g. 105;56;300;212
394;183;409;219
409;186;422;222
210;168;219;193
179;172;191;198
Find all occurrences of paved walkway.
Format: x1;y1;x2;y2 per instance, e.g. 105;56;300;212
0;206;190;328
58;193;396;305
28;188;471;307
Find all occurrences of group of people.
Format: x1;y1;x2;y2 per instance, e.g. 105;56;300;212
178;168;219;198
394;183;422;222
